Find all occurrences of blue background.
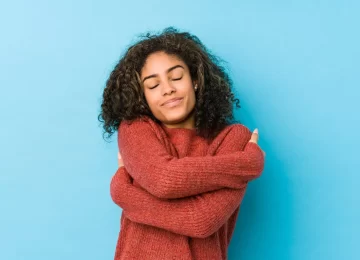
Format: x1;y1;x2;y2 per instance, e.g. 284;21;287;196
1;0;359;259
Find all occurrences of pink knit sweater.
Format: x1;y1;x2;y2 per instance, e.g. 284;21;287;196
110;116;265;259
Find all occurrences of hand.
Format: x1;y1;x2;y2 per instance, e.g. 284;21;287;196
118;151;124;167
249;128;266;157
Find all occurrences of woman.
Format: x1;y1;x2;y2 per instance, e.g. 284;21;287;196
98;27;265;260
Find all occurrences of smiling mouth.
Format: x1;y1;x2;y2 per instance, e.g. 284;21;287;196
162;98;183;108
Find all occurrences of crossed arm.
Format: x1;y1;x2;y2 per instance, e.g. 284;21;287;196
118;119;264;199
111;121;265;238
110;167;247;238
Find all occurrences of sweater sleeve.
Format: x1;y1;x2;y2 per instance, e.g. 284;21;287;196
118;119;264;199
110;166;247;239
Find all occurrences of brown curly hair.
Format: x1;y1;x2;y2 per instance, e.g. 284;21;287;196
98;26;241;141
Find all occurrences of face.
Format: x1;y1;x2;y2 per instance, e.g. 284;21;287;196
140;51;197;129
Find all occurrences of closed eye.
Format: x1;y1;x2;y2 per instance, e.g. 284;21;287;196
149;77;182;89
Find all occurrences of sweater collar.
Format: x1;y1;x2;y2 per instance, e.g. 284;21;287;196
160;123;197;139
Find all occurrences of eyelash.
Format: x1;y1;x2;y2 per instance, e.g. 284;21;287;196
149;77;182;89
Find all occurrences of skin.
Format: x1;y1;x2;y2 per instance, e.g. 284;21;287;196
140;51;197;129
118;51;266;164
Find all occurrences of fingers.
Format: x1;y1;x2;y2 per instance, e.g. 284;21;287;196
249;128;259;144
118;151;124;167
249;128;265;157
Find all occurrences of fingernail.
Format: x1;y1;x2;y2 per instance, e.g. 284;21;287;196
254;128;258;134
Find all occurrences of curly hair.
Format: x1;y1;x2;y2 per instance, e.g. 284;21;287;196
98;26;241;141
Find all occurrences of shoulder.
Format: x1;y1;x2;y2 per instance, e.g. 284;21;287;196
119;116;157;132
118;116;165;140
219;123;252;141
208;123;252;153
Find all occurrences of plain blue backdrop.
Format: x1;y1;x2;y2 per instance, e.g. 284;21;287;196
0;0;359;259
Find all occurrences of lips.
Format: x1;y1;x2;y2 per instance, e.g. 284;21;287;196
162;98;183;106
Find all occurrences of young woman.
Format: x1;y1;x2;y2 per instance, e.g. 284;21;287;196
98;27;265;260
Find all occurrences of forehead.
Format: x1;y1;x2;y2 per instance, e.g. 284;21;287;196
141;52;187;75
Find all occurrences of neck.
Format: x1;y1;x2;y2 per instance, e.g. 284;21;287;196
162;111;195;130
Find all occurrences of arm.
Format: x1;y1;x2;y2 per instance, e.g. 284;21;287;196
119;118;264;199
110;166;247;239
111;121;264;238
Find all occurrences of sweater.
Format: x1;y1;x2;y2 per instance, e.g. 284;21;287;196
110;116;265;260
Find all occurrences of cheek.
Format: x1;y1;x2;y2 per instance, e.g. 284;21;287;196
185;86;196;102
189;92;196;106
144;91;160;110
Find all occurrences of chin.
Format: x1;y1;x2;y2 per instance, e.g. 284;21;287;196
163;115;187;124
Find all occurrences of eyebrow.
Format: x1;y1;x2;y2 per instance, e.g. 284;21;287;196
142;65;184;83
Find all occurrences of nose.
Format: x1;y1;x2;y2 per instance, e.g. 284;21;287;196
161;80;176;96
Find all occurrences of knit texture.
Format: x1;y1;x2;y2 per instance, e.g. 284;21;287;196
110;116;265;260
